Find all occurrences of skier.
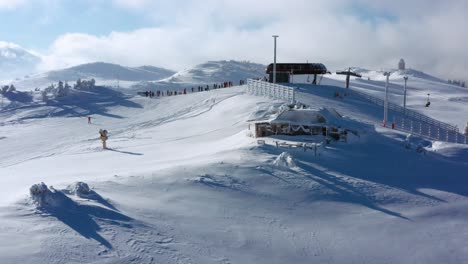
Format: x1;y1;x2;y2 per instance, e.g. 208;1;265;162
88;116;92;124
99;129;108;149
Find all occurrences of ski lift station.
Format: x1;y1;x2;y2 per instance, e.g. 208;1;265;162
266;63;328;83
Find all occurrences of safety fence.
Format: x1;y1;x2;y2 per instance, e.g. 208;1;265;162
247;79;295;103
349;89;467;144
393;117;468;145
349;89;459;132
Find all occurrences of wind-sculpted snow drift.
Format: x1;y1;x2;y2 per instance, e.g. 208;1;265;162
273;152;297;168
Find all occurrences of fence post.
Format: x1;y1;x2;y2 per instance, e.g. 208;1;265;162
292;88;296;103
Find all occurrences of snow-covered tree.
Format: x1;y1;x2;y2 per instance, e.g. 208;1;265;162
41;90;48;101
56;80;70;97
56;81;65;97
75;79;82;89
8;84;16;92
74;79;96;90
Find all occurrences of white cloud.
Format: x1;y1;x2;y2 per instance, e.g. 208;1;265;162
39;0;468;80
0;0;26;9
112;0;151;10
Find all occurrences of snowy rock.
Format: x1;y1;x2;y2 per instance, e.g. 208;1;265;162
273;152;296;168
404;134;431;154
66;181;91;196
29;182;52;206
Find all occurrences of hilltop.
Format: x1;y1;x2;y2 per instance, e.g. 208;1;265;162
9;62;176;91
0;41;41;79
8;60;266;91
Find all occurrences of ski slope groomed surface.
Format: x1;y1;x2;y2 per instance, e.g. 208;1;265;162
0;76;467;264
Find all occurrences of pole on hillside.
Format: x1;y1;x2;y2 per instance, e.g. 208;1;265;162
346;68;351;88
403;76;408;115
272;35;279;83
383;72;390;127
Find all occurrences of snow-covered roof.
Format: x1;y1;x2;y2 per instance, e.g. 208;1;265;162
271;109;326;125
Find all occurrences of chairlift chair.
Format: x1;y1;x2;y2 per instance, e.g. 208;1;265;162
425;93;431;107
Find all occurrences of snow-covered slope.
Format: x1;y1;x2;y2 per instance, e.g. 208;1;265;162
166;60;266;84
46;62;176;82
0;41;41;79
0;66;467;263
294;67;468;129
278;66;449;86
8;60;265;92
9;62;176;91
130;60;267;93
342;67;447;83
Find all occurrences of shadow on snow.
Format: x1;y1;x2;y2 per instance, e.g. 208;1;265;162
106;148;144;156
37;189;133;249
257;131;467;220
2;86;142;121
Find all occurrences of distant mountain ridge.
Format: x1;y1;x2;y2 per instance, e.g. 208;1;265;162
46;62;176;82
0;41;41;79
10;60;267;91
348;67;446;83
166;60;266;84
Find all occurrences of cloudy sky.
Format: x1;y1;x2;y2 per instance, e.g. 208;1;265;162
0;0;467;79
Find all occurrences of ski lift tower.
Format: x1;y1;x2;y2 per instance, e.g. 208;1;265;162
403;76;408;114
272;35;279;83
336;68;362;88
383;72;390;127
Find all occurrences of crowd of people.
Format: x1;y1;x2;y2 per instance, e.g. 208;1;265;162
140;80;246;98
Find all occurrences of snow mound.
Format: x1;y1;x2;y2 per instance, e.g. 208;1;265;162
66;182;91;197
248;102;285;121
29;182;56;207
273;152;296;168
430;142;468;164
404;134;431;154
